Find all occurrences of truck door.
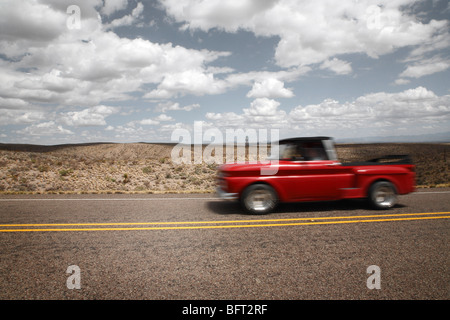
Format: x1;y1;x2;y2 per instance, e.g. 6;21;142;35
276;141;353;201
288;160;350;200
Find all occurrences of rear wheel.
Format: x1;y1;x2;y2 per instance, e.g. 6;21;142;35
241;184;278;214
368;181;397;209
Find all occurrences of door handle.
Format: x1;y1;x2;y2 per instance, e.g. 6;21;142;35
326;162;341;166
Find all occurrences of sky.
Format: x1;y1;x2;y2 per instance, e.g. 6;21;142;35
0;0;449;145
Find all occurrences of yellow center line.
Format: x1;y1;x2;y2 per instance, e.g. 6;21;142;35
0;211;448;227
0;212;448;232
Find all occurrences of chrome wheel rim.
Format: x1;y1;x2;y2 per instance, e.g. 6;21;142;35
245;189;275;212
373;186;397;207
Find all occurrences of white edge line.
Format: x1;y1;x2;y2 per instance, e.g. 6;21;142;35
0;197;220;201
0;191;448;201
413;191;450;194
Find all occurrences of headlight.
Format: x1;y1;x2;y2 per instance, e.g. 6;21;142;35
217;171;229;179
217;171;229;190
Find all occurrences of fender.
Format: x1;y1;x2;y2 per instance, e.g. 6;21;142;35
355;166;413;195
227;175;290;202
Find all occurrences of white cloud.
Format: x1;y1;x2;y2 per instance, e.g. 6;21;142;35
394;78;410;85
154;114;174;122
0;0;66;45
138;119;159;125
223;67;310;96
59;106;119;127
399;56;450;79
101;0;128;16
144;69;229;99
0;97;32;110
161;0;449;68
105;2;144;29
0;0;103;58
154;102;200;112
133;113;174;127
246;78;294;98
205;112;243;122
289;87;450;133
206;98;288;129
166;0;277;32
0;0;233;109
0;108;46;125
17;121;74;136
404;22;450;61
320;58;352;75
244;98;281;117
176;103;200;112
204;87;450;137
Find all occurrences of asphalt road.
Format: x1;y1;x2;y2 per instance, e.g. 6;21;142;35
0;188;448;301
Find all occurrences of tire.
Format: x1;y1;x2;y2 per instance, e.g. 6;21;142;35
368;181;397;209
241;184;278;214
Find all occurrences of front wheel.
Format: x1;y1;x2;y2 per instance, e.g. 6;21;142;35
368;181;398;209
241;184;278;214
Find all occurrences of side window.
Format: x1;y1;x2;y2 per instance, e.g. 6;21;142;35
280;144;304;160
304;148;327;161
291;145;304;160
278;140;332;161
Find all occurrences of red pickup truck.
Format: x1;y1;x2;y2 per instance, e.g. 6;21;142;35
216;137;415;214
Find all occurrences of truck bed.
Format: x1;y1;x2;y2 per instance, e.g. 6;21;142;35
341;154;412;166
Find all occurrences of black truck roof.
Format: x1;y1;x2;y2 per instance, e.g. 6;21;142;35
278;136;333;144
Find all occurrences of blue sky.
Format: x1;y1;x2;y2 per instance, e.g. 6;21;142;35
0;0;449;144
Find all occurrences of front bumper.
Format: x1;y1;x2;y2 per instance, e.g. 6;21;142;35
216;186;239;200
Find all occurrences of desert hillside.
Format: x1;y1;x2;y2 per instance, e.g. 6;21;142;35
0;142;448;194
